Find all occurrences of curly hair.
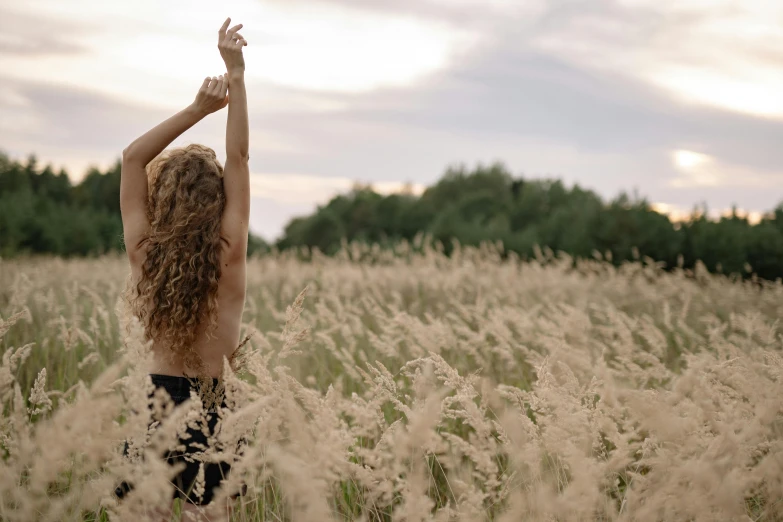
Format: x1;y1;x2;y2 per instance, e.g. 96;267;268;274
126;144;226;375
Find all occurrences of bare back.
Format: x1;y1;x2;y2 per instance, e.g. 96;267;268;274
129;239;247;378
120;19;250;379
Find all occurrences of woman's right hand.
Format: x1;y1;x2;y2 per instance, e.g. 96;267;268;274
191;75;229;116
218;17;247;74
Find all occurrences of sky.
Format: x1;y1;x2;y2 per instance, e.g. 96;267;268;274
2;0;782;239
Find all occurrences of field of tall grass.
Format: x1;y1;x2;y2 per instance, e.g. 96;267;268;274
1;240;782;521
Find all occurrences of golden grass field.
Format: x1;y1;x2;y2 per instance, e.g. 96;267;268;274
1;241;782;521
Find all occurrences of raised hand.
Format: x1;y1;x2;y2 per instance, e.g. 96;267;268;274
218;17;247;74
192;75;229;116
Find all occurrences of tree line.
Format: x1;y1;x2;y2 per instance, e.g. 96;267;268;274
2;151;783;281
0;152;268;257
278;163;783;281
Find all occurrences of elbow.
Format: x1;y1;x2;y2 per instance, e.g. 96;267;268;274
122;145;135;163
122;145;148;167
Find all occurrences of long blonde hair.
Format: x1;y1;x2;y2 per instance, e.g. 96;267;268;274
126;144;225;374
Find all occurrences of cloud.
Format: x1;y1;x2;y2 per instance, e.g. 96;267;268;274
249;173;354;204
269;0;544;29
251;5;478;93
529;0;783;118
273;0;783;121
669;149;783;189
0;0;478;112
249;172;425;204
0;35;85;56
0;76;315;177
0;6;91;56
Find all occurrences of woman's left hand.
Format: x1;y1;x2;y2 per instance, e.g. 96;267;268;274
191;75;229;116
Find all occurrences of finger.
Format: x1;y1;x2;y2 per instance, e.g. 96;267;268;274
232;32;244;41
219;17;230;37
207;76;218;92
200;76;211;91
215;75;226;95
209;75;221;95
226;23;243;38
235;38;247;47
221;76;229;98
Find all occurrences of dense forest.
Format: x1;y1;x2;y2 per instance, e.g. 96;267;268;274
2;151;783;281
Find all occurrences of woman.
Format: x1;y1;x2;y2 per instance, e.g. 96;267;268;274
115;17;249;520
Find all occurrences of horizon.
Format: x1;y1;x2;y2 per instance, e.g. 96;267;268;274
3;148;772;242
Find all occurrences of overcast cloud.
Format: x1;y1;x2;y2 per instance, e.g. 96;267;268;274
1;0;782;239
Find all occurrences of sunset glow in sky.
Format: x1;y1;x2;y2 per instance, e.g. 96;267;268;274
2;0;782;239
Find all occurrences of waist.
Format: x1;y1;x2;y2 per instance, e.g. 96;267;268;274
149;373;224;405
149;348;232;379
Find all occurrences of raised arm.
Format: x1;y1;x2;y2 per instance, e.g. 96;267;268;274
120;76;230;260
217;17;250;260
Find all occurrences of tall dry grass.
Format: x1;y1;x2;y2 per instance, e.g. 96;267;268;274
1;239;782;521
